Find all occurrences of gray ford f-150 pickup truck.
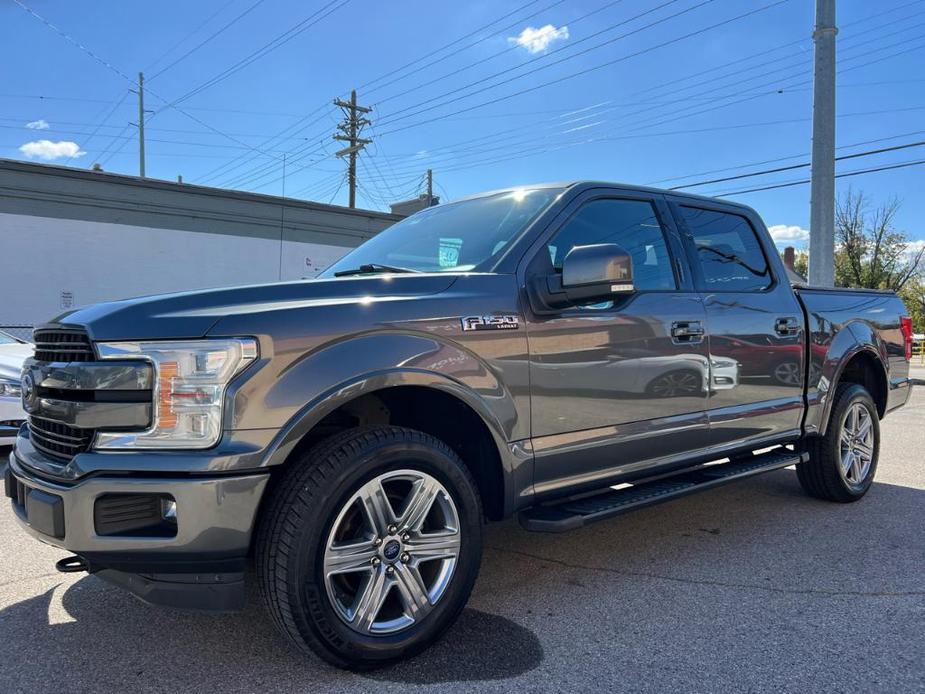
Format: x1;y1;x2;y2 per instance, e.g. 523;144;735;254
6;181;914;669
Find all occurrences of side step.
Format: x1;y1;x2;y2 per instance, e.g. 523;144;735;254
519;448;806;533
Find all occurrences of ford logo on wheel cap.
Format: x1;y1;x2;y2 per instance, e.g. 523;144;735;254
383;540;401;562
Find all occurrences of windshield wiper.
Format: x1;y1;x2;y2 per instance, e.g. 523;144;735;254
334;263;421;277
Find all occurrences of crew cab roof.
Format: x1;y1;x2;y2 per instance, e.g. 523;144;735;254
450;180;759;216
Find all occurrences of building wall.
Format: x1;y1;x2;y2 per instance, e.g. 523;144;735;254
0;159;402;327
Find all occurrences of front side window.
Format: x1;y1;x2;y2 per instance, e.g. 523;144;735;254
546;198;676;291
679;206;771;291
322;187;563;275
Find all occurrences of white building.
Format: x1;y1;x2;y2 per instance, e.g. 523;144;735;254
0;159;401;334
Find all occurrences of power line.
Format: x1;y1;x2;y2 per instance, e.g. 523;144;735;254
70;90;130;166
148;0;268;81
163;0;353;109
375;0;793;137
357;0;547;93
12;0;284;165
670;140;925;190
648;129;925;184
376;0;709;126
711;158;925;197
142;0;237;74
393;31;925;178
198;0;562;188
370;0;595;103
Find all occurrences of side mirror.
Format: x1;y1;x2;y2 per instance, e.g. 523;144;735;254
561;243;635;300
528;243;635;313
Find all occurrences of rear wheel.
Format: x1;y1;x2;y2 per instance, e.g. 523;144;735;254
256;426;483;670
797;382;880;502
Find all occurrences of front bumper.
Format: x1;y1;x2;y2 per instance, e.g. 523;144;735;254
5;445;270;611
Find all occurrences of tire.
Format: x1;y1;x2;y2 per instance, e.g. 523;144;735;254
255;426;483;670
797;382;880;502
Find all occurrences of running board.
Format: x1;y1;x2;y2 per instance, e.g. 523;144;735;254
518;448;806;533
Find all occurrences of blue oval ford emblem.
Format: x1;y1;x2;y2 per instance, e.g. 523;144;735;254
383;540;401;561
21;372;35;411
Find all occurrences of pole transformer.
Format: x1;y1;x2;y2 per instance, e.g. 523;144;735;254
333;90;372;208
808;0;837;287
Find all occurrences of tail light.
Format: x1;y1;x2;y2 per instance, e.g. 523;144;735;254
900;316;913;360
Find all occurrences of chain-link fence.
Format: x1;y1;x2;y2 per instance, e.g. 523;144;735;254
0;326;33;342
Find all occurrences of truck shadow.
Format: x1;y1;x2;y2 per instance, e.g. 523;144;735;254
0;470;922;691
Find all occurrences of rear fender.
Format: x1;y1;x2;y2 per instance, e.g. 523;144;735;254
807;320;888;436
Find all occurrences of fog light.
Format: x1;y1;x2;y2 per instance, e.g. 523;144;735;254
162;499;177;522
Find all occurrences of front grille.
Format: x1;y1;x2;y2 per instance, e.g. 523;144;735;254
27;416;95;461
33;328;94;363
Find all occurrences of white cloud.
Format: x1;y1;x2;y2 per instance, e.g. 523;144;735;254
508;24;569;54
904;239;925;258
18;140;86;161
25;119;50;130
767;224;810;246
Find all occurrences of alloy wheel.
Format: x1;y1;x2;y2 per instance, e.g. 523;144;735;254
322;469;461;635
839;402;875;486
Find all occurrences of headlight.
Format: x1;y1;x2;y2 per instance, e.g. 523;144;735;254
94;338;257;450
0;378;22;398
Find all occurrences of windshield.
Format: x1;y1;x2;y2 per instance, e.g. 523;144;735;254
0;331;22;345
322;187;564;276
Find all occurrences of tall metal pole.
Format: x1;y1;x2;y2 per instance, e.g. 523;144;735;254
808;0;837;287
138;72;146;178
348;90;358;208
426;168;433;207
333;89;372;209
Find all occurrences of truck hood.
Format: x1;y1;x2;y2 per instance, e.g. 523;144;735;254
53;274;459;341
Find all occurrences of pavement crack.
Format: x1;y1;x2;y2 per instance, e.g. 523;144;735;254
485;545;925;598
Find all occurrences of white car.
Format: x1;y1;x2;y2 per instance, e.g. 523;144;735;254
0;330;32;446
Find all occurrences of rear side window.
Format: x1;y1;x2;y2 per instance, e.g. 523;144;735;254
547;199;676;290
679;206;771;291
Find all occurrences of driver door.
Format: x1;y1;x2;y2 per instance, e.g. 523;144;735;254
522;190;711;498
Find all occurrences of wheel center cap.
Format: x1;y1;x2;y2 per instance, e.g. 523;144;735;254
382;539;401;562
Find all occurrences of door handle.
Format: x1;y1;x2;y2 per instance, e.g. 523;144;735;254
775;317;800;336
671;320;704;344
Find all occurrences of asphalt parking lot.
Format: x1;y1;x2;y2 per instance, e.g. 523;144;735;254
1;390;923;693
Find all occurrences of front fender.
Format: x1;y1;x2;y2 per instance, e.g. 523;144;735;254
250;333;529;517
228;328;528;484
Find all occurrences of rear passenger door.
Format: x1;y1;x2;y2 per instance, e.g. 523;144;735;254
669;199;805;449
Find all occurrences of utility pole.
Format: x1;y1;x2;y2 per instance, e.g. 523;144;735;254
129;72;149;177
137;72;146;178
426;168;433;207
808;0;837;287
333;90;372;208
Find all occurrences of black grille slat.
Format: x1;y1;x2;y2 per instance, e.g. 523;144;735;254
28;416;94;461
27;328;98;463
33;329;94;363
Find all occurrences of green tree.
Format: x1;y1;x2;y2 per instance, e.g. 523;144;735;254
899;278;925;333
833;189;923;291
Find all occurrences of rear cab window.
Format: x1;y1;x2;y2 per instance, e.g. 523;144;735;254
678;206;772;292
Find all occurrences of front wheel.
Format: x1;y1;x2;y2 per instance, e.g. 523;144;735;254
256;427;483;670
797;382;880;502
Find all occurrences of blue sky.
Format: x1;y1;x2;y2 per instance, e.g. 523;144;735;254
2;0;923;249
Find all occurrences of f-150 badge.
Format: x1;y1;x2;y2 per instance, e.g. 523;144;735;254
460;315;520;331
